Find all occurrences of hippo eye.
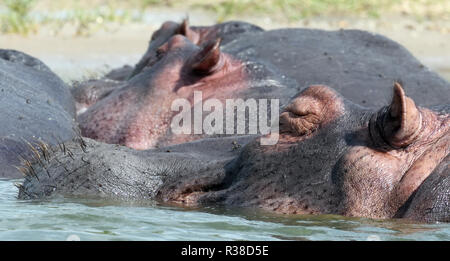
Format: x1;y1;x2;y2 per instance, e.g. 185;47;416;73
280;111;321;136
279;100;322;136
278;85;344;137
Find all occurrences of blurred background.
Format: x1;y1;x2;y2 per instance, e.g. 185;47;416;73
0;0;449;82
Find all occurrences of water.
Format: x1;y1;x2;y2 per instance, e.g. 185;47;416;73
1;179;449;241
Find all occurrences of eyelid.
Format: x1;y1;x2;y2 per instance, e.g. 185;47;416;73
284;104;315;118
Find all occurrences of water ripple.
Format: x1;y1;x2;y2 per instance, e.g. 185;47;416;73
0;179;448;241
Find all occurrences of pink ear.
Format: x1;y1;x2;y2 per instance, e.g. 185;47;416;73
191;38;223;75
382;82;422;148
177;18;199;44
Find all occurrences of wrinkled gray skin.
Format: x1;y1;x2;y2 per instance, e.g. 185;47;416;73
17;87;449;223
18;135;253;200
0;50;77;178
222;28;449;108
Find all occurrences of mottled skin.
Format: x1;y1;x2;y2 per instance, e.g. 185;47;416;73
78;35;296;149
0;50;77;178
71;20;264;115
18;84;449;223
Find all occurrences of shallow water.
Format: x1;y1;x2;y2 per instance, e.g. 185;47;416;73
0;179;448;241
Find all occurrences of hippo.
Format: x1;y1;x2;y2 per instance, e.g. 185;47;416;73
129;19;265;79
17;83;449;223
71;20;264;115
77;35;297;150
0;49;78;178
220;28;449;109
75;27;449;150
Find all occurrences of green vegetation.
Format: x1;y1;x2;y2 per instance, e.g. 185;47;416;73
56;6;135;36
1;1;136;36
1;0;36;34
197;0;396;22
0;0;448;35
135;0;450;21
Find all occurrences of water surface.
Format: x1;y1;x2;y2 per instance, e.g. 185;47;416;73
1;179;448;241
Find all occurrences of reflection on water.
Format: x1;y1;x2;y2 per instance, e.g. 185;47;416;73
0;179;448;241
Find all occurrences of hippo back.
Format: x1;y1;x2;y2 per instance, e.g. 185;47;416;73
223;28;450;108
0;50;77;178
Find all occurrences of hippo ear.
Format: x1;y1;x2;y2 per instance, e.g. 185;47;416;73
177;18;199;43
381;82;422;148
191;38;224;75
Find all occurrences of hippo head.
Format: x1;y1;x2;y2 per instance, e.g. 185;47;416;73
129;19;201;78
129;19;263;78
79;34;250;150
166;83;449;220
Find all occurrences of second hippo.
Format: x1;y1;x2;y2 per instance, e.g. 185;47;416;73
0;50;78;178
75;26;449;150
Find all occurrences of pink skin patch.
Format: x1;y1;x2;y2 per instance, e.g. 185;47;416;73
339;86;450;219
244;84;449;218
79;35;248;150
340;108;449;218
